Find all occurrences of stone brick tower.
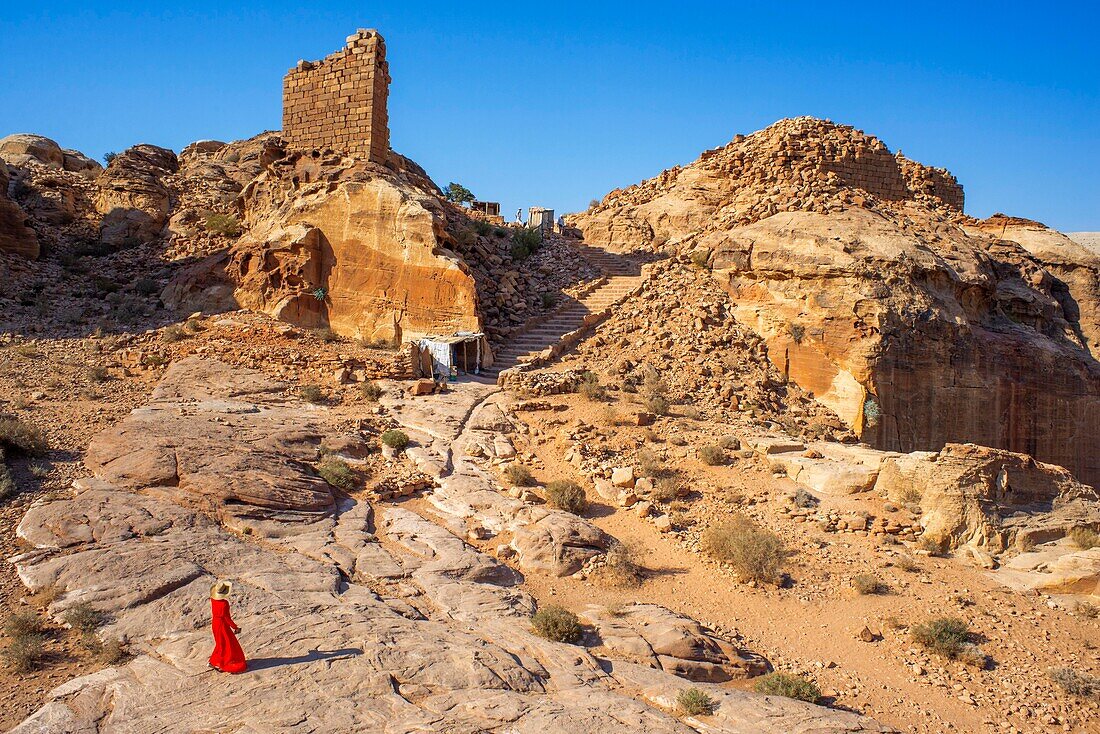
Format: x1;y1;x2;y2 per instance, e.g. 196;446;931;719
282;29;390;162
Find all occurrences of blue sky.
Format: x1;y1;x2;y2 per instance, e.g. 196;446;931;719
2;1;1097;230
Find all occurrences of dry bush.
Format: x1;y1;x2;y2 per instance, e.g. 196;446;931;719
359;382;383;402
316;457;357;491
503;463;534;487
205;213;241;237
911;616;971;659
753;672;820;702
645;395;670;416
531;606;582;643
299;384;324;404
602;406;625;426
652;476;681;503
2;633;46;673
578;372;605;401
30;585;62;608
701;515;786;583
852;574;889;595
636;449;661;478
545;480;587;514
161;324;187;343
642;428;661;443
4;611;45;638
94;637;127;665
311;328;340;343
917;534;949;556
63;603;105;634
699;445;726;466
1074;601;1099;619
1049;667;1100;699
680;406;703;421
381;430;409;450
1069;526;1099;550
595;543;645;588
87;365;110;383
0;416;48;455
895;554;921;572
677;687;716;715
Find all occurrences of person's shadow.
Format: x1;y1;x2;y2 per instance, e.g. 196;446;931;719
247;648;362;672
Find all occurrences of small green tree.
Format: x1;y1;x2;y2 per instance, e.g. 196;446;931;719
443;182;475;205
102;151;118;165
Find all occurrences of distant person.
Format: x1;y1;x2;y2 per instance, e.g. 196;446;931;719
515;208;522;223
208;580;247;674
557;215;565;231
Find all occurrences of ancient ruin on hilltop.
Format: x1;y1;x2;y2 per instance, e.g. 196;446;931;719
282;29;390;162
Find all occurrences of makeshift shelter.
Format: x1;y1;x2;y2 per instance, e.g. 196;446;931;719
416;332;489;380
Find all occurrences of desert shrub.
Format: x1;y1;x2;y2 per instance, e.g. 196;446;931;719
645;395;670;416
2;633;46;673
1075;601;1099;619
852;574;889;595
636;449;661;478
162;324;188;343
92;637;127;665
540;292;558;309
789;323;806;343
789;487;818;508
133;277;159;296
30;585;61;608
316;457;356;491
753;672;820;703
680;405;702;421
531;605;582;643
577;372;605;401
472;220;493;236
381;429;409;450
1069;526;1100;550
204;213;242;237
1049;667;1100;699
717;435;740;450
596;542;645;588
63;603;105;634
503;463;534;487
0;448;13;499
545;480;587;514
689;249;711;269
102;151;117;165
895;554;921;572
4;611;45;638
863;397;881;427
701;515;786;583
0;416;47;455
510;227;542;260
917;534;949;556
677;687;716;715
87;365;110;383
359;382;383;402
911;616;971;659
299;384;324;404
652;476;681;503
699;445;726;466
311;328;339;343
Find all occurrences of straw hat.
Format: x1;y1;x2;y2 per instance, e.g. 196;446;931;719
210;580;233;600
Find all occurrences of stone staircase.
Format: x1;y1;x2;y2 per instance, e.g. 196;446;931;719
490;242;645;373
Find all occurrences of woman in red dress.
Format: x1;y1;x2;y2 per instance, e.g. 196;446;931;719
208;581;247;673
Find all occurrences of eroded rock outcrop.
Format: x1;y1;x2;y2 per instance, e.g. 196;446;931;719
874;443;1100;552
569;117;1100;486
0;162;38;258
95;144;179;246
226;151;481;342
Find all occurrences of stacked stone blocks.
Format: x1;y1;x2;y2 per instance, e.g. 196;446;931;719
282;29;390;163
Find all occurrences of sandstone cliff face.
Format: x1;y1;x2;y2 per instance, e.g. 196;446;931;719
570;118;1100;486
0;162;38;259
968;214;1100;353
227;151;481;342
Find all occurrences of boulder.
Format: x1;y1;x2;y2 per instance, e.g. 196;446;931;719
95;144;179;246
611;466;635;488
0;162;38;258
0;133;65;168
874;443;1100;552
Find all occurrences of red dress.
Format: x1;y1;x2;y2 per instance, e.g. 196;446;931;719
209;598;247;673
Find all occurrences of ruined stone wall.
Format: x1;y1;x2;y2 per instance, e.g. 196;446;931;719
282;29;390;162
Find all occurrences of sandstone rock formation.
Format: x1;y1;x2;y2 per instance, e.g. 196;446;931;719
227;150;481;342
6;358;889;733
569;118;1100;486
0;162;38;258
94;144;179;247
874;443;1100;552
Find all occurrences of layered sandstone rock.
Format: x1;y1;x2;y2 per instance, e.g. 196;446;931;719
874;443;1100;552
569;118;1100;486
0;162;38;258
968;214;1100;352
224;151;481;342
95;144;179;246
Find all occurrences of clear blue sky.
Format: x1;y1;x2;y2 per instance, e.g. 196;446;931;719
2;1;1098;230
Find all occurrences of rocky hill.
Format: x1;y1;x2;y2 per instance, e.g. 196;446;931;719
569;118;1100;487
